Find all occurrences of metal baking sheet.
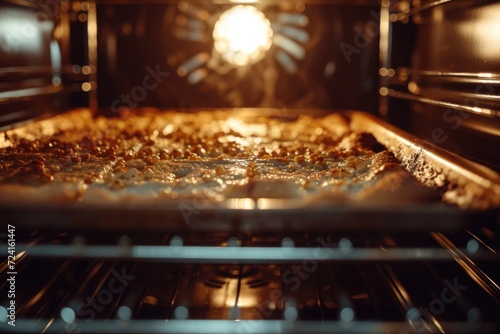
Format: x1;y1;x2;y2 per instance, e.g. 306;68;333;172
0;108;498;232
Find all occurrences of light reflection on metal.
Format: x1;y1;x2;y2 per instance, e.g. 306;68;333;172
117;305;132;321
60;307;76;324
276;49;296;74
175;15;205;31
272;25;309;43
381;265;441;333
178;1;209;21
340;307;355;323
378;0;391;118
14;244;500;262
275;13;309;27
273;35;305;60
466;17;500;59
174;28;207;42
50;40;62;86
0;250;26;273
11;318;494;333
81;82;92;92
177;52;210;77
387;89;500;117
0;8;43;54
187;68;207;84
272;13;309;74
284;306;298;321
226;198;256;210
466;239;480;255
467;307;482;322
225;293;257;308
170;1;214;83
174;306;189;320
87;0;98;111
431;232;500;303
466;230;496;254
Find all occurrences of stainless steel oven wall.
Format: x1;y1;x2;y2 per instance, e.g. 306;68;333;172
0;0;89;127
382;0;500;171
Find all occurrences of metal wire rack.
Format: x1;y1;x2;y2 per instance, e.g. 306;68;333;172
1;227;499;334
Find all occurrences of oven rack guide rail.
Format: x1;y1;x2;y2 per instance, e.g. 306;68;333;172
6;318;500;334
8;242;499;263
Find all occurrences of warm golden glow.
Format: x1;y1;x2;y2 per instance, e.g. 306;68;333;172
213;6;273;66
227;117;267;137
81;82;92;92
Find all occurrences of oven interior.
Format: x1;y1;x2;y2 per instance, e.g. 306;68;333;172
0;0;499;333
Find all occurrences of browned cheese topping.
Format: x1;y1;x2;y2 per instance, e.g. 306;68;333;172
0;109;437;205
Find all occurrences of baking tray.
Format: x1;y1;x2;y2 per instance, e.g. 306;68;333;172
0;108;498;232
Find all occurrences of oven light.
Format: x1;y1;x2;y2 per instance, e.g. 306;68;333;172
213;5;273;66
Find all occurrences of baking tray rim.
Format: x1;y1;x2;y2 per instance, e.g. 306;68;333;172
0;108;499;231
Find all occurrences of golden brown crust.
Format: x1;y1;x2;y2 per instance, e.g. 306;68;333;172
0;108;438;205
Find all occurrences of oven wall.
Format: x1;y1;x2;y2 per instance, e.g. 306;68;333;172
0;0;90;127
96;1;380;114
385;0;500;171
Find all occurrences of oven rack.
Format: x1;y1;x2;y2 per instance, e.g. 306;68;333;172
11;241;499;263
8;319;500;334
379;65;500;118
0;0;95;126
384;89;500;118
388;69;500;84
388;0;500;22
0;65;95;103
380;68;500;119
2;227;499;334
0;84;84;105
0;239;500;334
8;230;500;299
389;0;451;22
378;0;500;123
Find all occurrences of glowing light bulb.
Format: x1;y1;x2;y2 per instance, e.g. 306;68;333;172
213;6;273;66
